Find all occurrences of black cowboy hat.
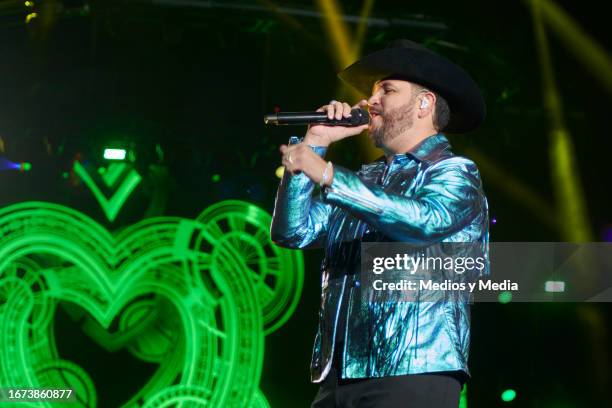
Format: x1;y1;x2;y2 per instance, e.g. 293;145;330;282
338;39;486;133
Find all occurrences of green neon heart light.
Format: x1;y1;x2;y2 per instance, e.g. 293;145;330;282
0;200;303;407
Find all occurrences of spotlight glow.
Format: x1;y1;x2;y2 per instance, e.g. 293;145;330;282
501;389;516;402
498;291;512;304
25;12;37;23
0;158;21;171
103;148;127;161
544;280;565;292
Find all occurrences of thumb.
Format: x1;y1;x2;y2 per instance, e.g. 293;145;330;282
345;123;369;137
353;124;369;134
353;99;369;109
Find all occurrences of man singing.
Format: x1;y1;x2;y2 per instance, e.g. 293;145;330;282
270;39;489;408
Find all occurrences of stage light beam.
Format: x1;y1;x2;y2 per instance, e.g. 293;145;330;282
529;0;612;94
531;0;593;242
353;0;376;59
314;0;354;69
463;147;558;230
315;0;380;162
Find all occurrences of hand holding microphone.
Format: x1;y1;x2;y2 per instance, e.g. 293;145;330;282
276;99;370;186
267;100;370;148
305;100;370;147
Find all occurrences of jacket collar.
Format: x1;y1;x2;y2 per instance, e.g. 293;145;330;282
373;133;452;165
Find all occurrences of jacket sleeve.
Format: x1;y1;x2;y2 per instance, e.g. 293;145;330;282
322;156;485;242
270;144;332;249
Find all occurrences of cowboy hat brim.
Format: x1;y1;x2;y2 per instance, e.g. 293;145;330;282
338;39;486;134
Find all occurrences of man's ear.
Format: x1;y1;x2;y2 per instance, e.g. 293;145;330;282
418;92;435;118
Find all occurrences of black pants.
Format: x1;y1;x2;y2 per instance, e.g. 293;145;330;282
311;368;461;408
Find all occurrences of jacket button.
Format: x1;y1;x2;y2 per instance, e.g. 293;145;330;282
313;362;320;369
352;280;361;288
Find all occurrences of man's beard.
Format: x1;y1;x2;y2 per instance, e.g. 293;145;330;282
370;101;415;148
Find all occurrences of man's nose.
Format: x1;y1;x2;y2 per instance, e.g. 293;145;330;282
367;93;380;106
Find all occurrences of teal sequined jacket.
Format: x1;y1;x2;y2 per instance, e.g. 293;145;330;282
271;133;489;382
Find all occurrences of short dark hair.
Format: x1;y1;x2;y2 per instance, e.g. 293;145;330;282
412;84;451;132
433;94;450;132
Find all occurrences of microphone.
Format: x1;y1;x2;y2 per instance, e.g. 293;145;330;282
264;108;369;126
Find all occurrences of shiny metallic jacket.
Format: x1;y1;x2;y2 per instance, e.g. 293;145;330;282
271;133;489;382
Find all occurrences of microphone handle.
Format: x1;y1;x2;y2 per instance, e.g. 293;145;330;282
264;108;369;126
271;112;330;125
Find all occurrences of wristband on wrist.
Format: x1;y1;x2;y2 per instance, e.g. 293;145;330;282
288;135;304;146
320;161;333;187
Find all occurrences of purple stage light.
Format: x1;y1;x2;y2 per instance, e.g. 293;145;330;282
603;225;612;242
0;158;21;171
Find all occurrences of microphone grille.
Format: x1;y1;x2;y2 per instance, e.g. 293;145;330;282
349;108;370;126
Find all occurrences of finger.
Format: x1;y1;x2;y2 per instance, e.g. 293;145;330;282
334;102;344;120
280;145;288;154
316;105;328;113
327;102;335;119
334;101;343;120
283;146;299;163
342;102;352;118
281;154;293;169
284;143;300;153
